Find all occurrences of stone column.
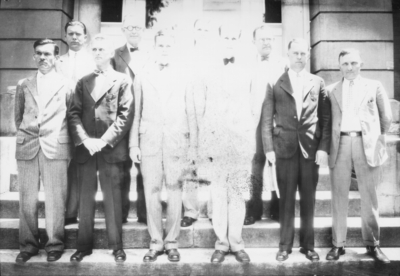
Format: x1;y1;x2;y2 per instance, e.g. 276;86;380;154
77;0;102;38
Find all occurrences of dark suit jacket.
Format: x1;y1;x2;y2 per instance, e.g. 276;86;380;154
112;45;149;81
261;71;331;160
68;68;134;164
14;73;73;160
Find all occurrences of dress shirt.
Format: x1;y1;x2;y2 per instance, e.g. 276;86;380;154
91;68;107;102
288;68;306;120
36;70;58;123
341;76;362;132
67;49;94;84
126;43;146;75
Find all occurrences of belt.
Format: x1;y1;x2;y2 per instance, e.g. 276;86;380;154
340;131;362;137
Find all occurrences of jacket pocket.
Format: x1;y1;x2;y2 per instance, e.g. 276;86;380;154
57;136;71;144
16;136;25;144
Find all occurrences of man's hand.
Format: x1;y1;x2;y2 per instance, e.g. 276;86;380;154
266;151;276;164
130;147;142;163
315;150;328;167
83;138;107;156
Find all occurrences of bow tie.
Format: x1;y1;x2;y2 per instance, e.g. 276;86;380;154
223;57;235;65
94;69;104;75
261;55;269;61
159;63;169;70
130;47;138;52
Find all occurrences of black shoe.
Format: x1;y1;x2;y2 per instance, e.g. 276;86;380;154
211;250;228;263
233;249;250;263
65;217;78;225
138;217;147;225
143;249;164;262
113;249;126;262
244;216;256;225
47;251;63;262
122;218;128;224
276;250;292;262
366;246;390;263
326;246;345;261
166;249;180;262
181;217;197;227
70;250;93;262
16;252;38;263
299;248;319;262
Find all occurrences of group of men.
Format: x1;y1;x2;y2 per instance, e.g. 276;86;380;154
14;15;392;265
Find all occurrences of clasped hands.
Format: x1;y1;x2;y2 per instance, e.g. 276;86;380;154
83;138;107;156
266;150;328;167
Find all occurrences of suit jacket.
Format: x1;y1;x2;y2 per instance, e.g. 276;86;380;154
129;62;197;157
14;73;73;160
68;68;134;164
112;45;149;81
261;71;331;160
327;77;392;168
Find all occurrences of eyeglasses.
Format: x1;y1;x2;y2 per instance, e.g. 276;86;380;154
257;38;273;42
123;26;142;32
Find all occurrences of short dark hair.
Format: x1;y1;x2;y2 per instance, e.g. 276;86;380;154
64;20;87;35
288;38;309;51
154;29;175;44
33;39;59;55
338;48;361;62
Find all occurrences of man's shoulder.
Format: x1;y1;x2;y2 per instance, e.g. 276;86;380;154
326;80;341;92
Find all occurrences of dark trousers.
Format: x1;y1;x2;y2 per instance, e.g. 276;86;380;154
65;159;79;219
76;154;123;251
122;160;146;221
276;148;319;251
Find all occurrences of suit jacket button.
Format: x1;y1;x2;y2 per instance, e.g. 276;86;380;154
294;116;296;119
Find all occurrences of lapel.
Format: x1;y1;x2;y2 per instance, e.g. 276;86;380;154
119;45;134;74
279;72;294;97
332;79;344;112
357;77;370;107
84;73;96;103
25;73;39;105
42;73;64;108
91;69;117;102
302;73;315;101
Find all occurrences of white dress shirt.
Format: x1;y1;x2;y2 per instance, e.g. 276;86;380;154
341;76;362;132
36;69;58;123
67;49;94;84
288;68;306;120
126;43;147;75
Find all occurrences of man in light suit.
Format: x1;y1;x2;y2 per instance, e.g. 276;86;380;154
14;39;73;263
325;48;392;264
129;30;197;263
261;38;331;262
112;15;148;224
56;20;95;225
68;34;134;263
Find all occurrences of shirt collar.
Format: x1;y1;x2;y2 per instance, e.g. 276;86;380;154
37;69;57;79
288;68;306;78
68;49;85;58
126;43;139;52
343;75;361;86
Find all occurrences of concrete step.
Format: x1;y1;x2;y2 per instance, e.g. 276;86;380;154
0;190;364;219
1;217;399;249
1;248;399;276
7;167;359;192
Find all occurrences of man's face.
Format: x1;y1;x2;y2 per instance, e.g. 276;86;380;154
33;44;58;73
91;39;114;67
194;21;210;47
339;52;363;80
154;35;174;64
287;41;309;71
122;19;143;47
220;27;240;58
253;29;273;57
65;25;87;52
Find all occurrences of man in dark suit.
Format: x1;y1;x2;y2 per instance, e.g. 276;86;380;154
111;15;148;224
261;38;331;262
68;34;134;263
14;39;73;263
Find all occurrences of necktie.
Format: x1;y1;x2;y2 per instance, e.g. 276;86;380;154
347;80;356;113
261;55;269;62
130;47;138;52
159;63;169;70
223;57;235;65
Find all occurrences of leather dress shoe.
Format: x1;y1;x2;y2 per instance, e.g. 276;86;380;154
113;249;126;262
233;249;250;263
366;246;390;263
47;251;63;262
276;250;292;262
299;248;319;262
181;217;197;227
166;249;180;262
70;250;92;262
65;217;78;225
244;216;256;225
138;217;147;225
16;252;38;263
326;246;345;260
143;249;164;262
211;250;228;263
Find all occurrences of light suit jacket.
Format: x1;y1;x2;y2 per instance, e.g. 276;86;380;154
261;71;331;160
14;73;73;160
327;77;392;168
68;69;134;164
129;62;197;157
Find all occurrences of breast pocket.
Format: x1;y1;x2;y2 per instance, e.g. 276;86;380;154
106;91;118;111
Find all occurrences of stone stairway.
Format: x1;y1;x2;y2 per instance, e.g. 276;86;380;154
1;167;400;275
